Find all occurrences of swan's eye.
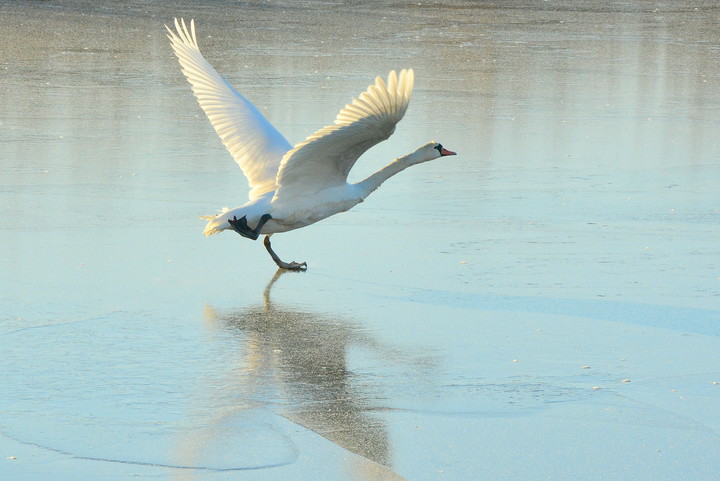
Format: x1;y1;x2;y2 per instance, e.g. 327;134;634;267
434;144;443;152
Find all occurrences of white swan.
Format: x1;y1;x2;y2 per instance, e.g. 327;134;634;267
167;19;456;270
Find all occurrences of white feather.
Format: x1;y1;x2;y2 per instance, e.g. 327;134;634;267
167;19;452;253
166;19;291;200
273;69;414;201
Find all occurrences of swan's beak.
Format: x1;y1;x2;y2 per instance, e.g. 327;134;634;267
440;147;457;156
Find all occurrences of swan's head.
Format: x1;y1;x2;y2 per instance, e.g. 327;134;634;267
412;141;457;162
433;142;457;157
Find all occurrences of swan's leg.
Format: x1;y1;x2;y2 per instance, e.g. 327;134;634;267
263;235;307;270
228;214;272;240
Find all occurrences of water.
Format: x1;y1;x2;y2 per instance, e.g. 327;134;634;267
1;1;719;480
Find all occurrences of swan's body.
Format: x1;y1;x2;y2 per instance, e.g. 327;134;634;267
167;19;456;269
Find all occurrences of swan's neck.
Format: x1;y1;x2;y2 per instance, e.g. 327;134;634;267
355;150;426;199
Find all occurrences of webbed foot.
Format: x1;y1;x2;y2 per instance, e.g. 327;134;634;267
263;235;307;271
228;214;271;241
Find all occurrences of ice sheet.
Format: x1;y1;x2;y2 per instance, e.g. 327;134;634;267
1;1;719;480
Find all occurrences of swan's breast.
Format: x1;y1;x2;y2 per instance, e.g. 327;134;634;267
269;184;364;231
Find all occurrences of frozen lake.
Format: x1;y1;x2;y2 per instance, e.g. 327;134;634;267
1;1;719;479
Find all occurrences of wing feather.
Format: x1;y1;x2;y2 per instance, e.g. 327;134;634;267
167;19;292;199
273;69;414;200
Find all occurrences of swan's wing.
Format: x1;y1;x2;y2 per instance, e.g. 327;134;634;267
167;19;292;199
272;69;414;200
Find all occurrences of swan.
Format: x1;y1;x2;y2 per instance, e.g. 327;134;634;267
167;19;456;270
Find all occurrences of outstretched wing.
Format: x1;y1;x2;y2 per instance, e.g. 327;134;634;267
167;18;292;199
272;69;414;201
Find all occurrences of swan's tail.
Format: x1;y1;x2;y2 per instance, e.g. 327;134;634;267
201;208;230;236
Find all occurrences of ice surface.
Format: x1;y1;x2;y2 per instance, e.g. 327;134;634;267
1;1;719;480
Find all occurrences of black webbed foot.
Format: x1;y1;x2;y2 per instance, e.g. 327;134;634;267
228;214;271;241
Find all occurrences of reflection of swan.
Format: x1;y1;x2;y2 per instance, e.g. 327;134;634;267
227;269;392;464
194;269;419;480
167;19;456;270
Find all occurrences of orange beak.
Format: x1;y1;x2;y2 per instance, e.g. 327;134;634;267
440;147;457;156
